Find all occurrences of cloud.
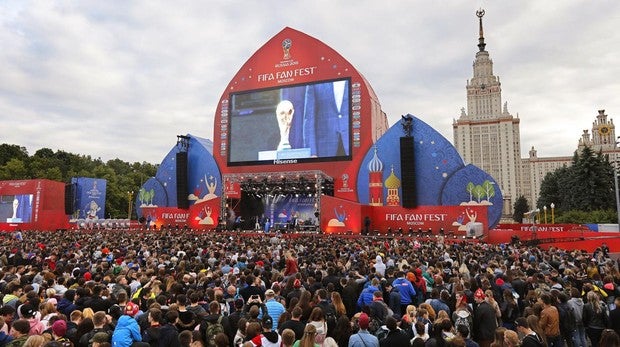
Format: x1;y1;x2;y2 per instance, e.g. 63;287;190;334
0;1;619;163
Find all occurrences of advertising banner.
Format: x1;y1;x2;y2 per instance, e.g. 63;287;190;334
320;194;488;235
73;177;107;220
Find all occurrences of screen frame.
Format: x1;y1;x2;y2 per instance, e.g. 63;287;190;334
226;77;353;167
0;194;34;223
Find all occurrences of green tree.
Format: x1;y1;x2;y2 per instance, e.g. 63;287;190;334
538;147;615;222
0;158;28;179
0;144;28;166
513;195;530;223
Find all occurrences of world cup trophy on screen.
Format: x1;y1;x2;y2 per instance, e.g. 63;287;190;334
276;100;294;151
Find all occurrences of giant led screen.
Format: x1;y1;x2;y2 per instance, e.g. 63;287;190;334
0;194;33;223
227;78;352;166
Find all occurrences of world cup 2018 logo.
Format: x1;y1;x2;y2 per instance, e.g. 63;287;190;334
282;38;292;60
341;174;349;189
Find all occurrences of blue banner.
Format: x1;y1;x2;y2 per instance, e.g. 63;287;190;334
72;177;107;220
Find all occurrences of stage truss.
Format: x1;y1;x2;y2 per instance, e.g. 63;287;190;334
221;170;334;225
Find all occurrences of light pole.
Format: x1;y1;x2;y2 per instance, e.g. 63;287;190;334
550;203;555;224
543;206;547;224
127;191;134;220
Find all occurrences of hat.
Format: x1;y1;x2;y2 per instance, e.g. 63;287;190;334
474;288;486;299
262;315;273;328
19;304;35;318
293;279;302;288
495;278;505;286
125;302;139;317
83;272;92;281
604;282;615;290
265;289;275;296
52;320;67;337
256;261;264;267
414;268;422;276
358;313;370;330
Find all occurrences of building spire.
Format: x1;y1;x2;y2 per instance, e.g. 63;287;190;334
476;8;486;52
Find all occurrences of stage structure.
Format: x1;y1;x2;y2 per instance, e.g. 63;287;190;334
0;179;69;231
136;27;504;235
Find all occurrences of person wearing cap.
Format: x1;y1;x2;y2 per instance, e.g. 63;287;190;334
472;288;497;347
260;289;285;331
348;313;379;347
111;301;143;347
19;303;45;335
251;315;282;347
285;278;303;308
51;319;71;344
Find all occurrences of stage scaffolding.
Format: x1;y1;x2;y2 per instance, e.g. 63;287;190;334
221;171;334;230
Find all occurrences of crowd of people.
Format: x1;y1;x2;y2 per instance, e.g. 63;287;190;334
0;229;619;347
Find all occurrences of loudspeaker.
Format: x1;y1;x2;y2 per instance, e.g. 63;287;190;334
176;152;189;209
400;137;417;208
64;183;75;215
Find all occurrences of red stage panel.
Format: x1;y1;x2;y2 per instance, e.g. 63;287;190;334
0;179;69;231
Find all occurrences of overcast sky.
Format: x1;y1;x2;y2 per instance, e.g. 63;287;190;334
2;1;619;164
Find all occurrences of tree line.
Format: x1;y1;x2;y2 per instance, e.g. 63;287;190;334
513;146;617;224
0;143;157;219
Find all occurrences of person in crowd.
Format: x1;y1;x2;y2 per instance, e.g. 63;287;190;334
583;291;609;347
473;289;497;347
292;323;318;347
348;313;378;347
279;307;306;341
567;287;586;347
111;301;142;347
516;317;545;347
379;316;409;347
599;329;620;347
456;325;479;347
7;319;30;347
503;330;519;347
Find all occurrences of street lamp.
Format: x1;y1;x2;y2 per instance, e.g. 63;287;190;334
127;191;134;220
550;203;555;224
543;206;547;224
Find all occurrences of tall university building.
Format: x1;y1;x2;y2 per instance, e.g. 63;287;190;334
452;10;618;217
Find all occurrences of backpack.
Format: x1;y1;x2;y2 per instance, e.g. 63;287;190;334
202;316;224;347
317;301;337;336
557;303;576;335
453;310;471;338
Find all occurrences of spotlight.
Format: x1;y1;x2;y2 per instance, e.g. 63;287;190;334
398;227;403;233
